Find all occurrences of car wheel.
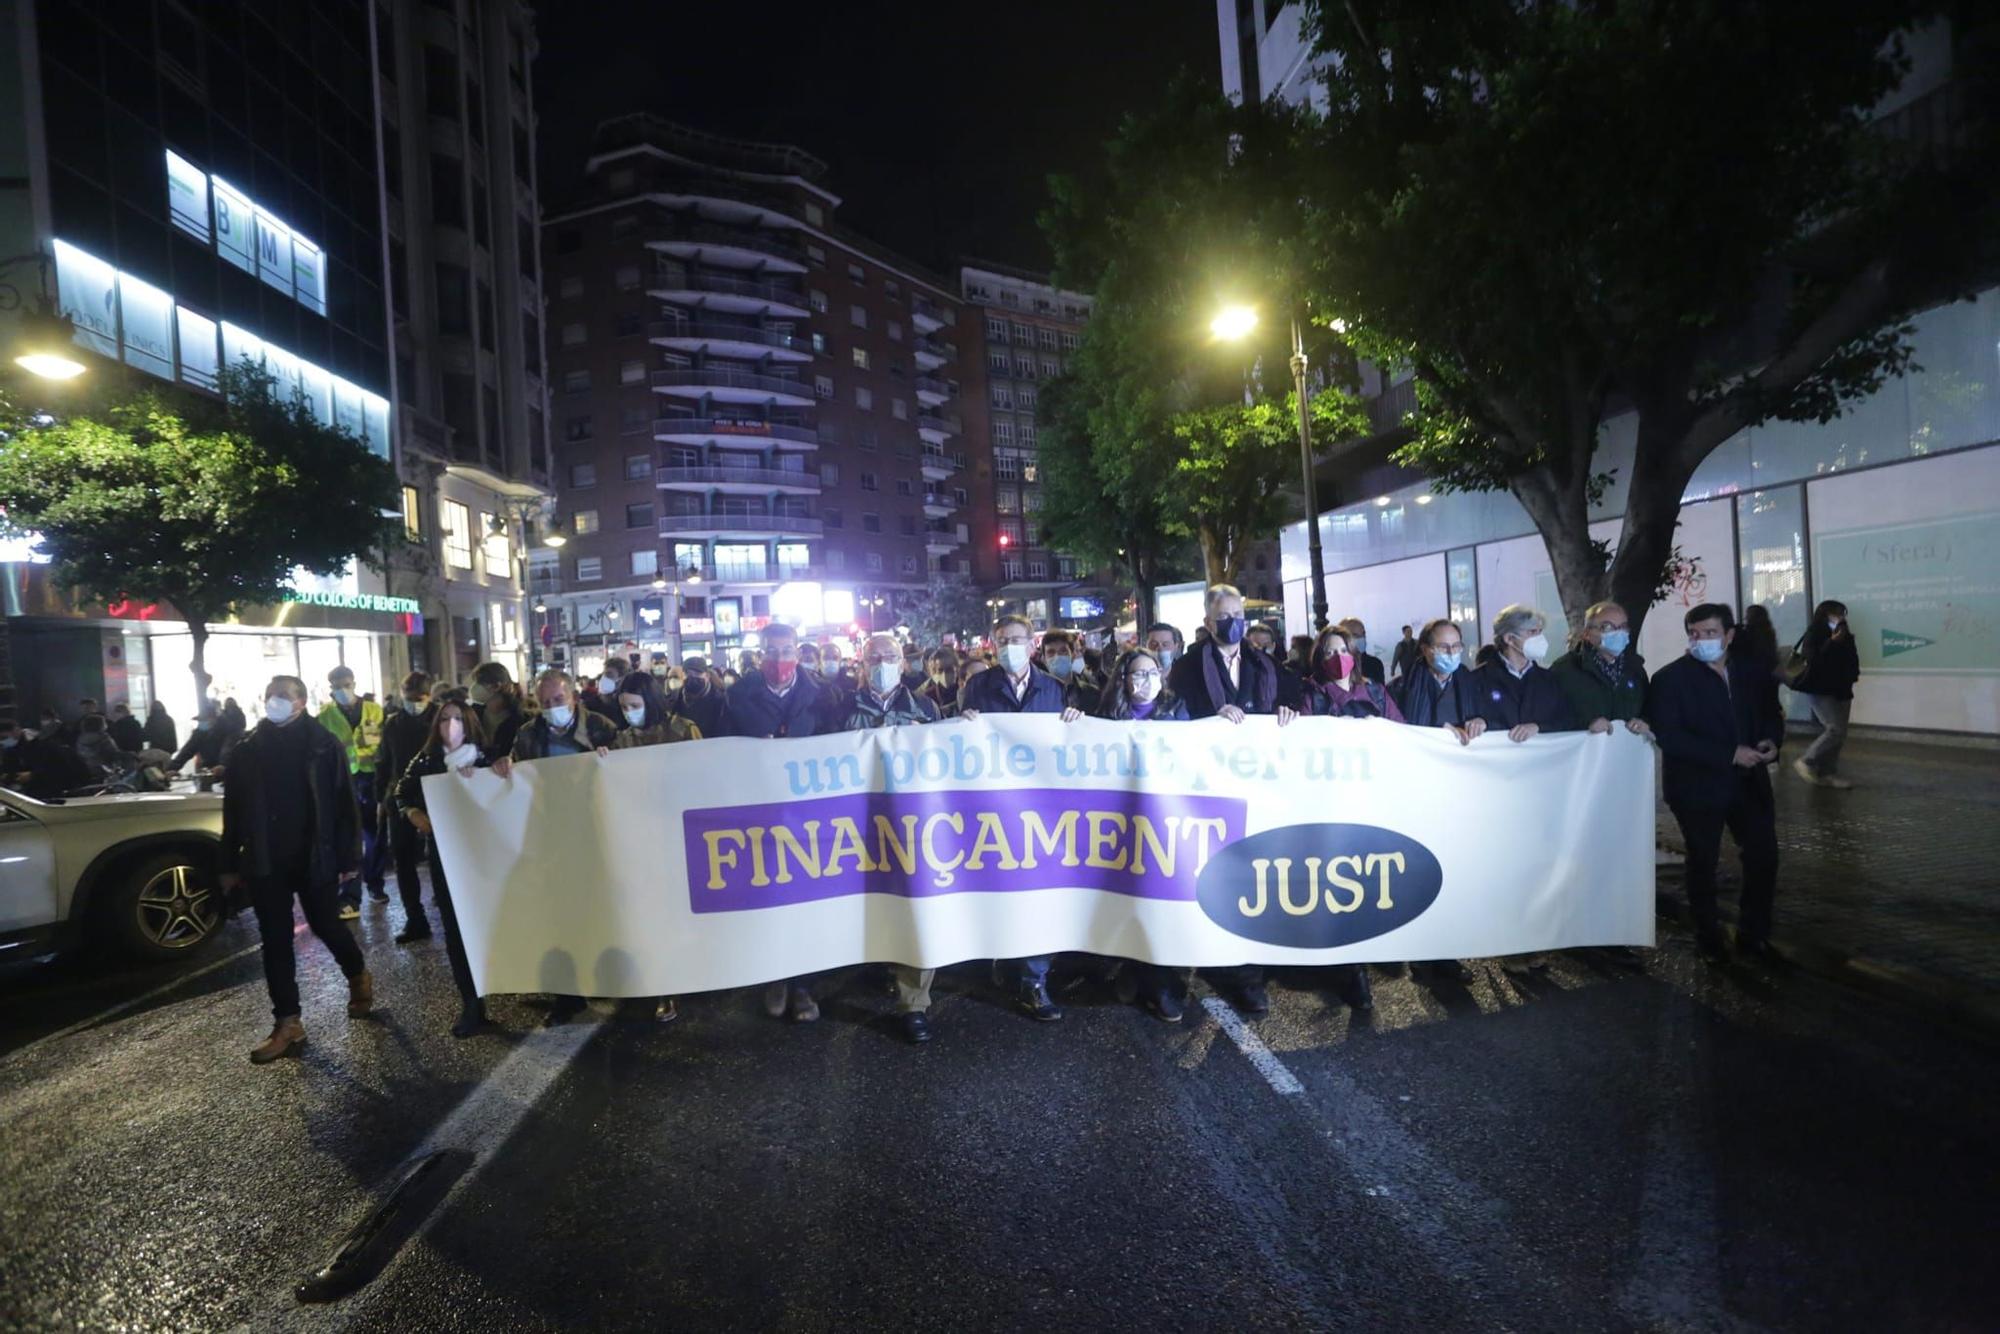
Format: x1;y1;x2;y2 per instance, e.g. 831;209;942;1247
106;850;223;961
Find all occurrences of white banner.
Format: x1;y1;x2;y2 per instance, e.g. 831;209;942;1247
425;717;1656;998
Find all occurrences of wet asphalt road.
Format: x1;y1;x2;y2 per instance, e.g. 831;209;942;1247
2;889;1997;1333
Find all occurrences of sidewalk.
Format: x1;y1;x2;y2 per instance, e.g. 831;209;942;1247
1655;733;2000;1035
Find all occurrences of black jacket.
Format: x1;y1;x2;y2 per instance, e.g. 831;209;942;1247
170;715;242;771
1469;659;1577;733
672;680;728;738
960;664;1066;714
218;717;361;883
144;710;178;753
723;669;835;738
2;735;91;800
1355;650;1387;687
511;708;621;759
394;740;488;819
1647;653;1786;811
1392;667;1487;728
1168;641;1282;718
109;715;147;753
1792;626;1860;700
375;706;435;818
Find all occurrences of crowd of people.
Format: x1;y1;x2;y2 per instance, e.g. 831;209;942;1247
5;583;1862;1065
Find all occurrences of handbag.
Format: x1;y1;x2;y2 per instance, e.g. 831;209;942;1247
1781;633;1812;688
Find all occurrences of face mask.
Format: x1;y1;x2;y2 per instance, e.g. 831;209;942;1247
1599;630;1631;656
598;675;619;696
264;697;295;724
195;719;213;732
870;662;902;695
1047;654;1074;679
402;697;425;715
444;718;465;749
1827;619;1842;632
1522;634;1550;661
799;659;820;676
1349;637;1368;656
762;658;798;688
332;688;354;706
470;683;493;705
1152;647;1176;672
623;706;646;726
546;703;575;728
1690;638;1726;663
1129;673;1161;703
1432;651;1463;676
998;643;1031;675
1214;615;1245;646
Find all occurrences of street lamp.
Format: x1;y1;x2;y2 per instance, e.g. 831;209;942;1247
1212;304;1330;633
2;253;86;380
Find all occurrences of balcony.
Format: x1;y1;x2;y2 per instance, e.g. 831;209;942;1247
653;415;819;450
659;513;824;539
651;366;815;407
910;295;949;332
649;319;812;362
646;221;807;271
922;491;956;519
924;525;964;554
1367;377;1420;435
913;336;954;368
651;178;808;228
670;561;822;585
656;464;820;494
647;270;811;317
916;410;961;442
919;449;959;481
914;375;952;404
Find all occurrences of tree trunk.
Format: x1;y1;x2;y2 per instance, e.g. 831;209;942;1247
1509;467;1606;636
1606;422;1703;641
187;619;212;705
1129;553;1156;631
1197;523;1230;588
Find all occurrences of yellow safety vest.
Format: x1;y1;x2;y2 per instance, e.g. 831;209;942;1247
317;698;385;773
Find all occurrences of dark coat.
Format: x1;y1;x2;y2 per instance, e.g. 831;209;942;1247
1792;626;1860;700
375;705;435;819
218;717;361;883
1390;637;1422;682
143;709;178;753
1548;648;1651;725
672;680;729;738
723;669;836;738
394;740;488;818
915;678;959;720
108;715;147;753
473;696;528;763
510;708;621;759
1355;650;1387;687
1168;640;1281;718
1391;667;1487;729
1646;652;1785;811
842;684;940;730
960;664;1066;714
1469;659;1578;733
170;715;242;771
2;735;91;800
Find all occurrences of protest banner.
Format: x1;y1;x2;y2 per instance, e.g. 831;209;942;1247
424;716;1655;997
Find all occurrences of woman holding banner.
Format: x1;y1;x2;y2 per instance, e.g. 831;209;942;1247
611;670;702;1024
395;697;492;1039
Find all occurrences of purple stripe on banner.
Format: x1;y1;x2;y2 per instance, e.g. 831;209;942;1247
683;788;1246;912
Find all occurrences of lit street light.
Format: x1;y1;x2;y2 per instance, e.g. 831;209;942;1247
2;252;87;380
1214;302;1330;632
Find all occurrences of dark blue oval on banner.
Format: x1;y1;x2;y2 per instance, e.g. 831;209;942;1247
1195;823;1444;947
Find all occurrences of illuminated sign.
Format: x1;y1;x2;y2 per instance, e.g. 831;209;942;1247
212;175;255;274
165;151;209;242
282;590;422;615
176;307;218;390
680;617;716;634
117;271;175;378
635;597;666;629
713;597;741;638
52;240;116;356
177;155;326;314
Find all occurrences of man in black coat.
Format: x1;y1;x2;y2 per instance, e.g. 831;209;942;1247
1471;604;1577;741
1389;625;1422;684
1390;618;1490;744
219;675;372;1065
1165;584;1298;1016
672;657;728;738
722;622;837;741
1646;603;1784;961
376;671;437;944
107;702;148;754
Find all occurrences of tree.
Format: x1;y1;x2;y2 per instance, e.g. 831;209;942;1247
900;574;990;647
0;363;399;700
1290;0;1996;634
1040;77;1364;617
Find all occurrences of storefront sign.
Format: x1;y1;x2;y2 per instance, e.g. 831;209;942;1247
52;239;117;357
282;590;422;615
1815;512;2000;675
174;152;324;315
713;597;741;638
635;597;666;631
680;617;716;635
116;271;174;378
176;307;218;390
211;176;256;275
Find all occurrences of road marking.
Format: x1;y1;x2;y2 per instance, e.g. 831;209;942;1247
0;923;303;1068
1199;993;1303;1095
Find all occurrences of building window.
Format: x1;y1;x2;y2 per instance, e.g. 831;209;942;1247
823;506;843;529
891;398;907;420
609;211;638;236
847;262;865;282
820;462;840;485
625;453;651;480
899;515;916;535
859;472;878;492
886;320;902;342
480;513;510;575
854;387;873;410
1028;559;1047;580
851;346;870;370
849;304;867;329
810;332;827;353
561;322;586;347
863;512;881;533
1061;331;1080;350
988;351;1008;374
896;479;913;497
626;502;654;529
809;289;828;313
865;552;883;572
815;375;834;399
631;549;658;577
828;549;846;571
621;409;648;436
561;369;590;395
994;453;1018;480
430;154;465;225
806;244;826;267
563;414;592;442
442;500;474;569
986;317;1007;341
436;263;471;334
1042;358;1059;378
401;485;423;540
554;228;582;255
991;386;1012;410
993;422;1015;446
1012;323;1031;344
900;555;918;576
614;313;643;338
620;358;645;385
1039;328;1059;349
574;509;600;535
576;556;602;582
570;461;597;488
615;265;640;292
1019;386;1037;409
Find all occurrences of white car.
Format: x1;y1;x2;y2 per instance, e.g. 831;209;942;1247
0;786;226;962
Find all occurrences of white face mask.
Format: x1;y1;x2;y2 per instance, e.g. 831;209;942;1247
1521;633;1550;662
870;662;902;695
402;697;426;715
264;697;296;724
623;705;646;726
1129;673;1162;703
444;718;465;750
546;703;575;729
598;675;619;696
998;643;1031;674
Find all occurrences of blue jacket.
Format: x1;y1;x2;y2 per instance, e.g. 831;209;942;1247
1646;652;1785;811
961;665;1066;714
723;669;836;738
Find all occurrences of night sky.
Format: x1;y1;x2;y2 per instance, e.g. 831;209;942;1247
530;1;1218;276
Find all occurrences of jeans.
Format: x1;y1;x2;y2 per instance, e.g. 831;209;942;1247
388;812;428;929
892;964;935;1013
1669;768;1780;947
251;873;365;1023
338;771;387;908
1798;694;1851;776
425;841;481;1007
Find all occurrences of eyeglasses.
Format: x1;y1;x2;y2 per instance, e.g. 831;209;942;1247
1129;671;1162;685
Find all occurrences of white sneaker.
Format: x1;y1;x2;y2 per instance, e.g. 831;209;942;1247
1792;759;1826;787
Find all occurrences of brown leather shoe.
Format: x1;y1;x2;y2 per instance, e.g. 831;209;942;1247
249;1016;306;1064
347;969;375;1016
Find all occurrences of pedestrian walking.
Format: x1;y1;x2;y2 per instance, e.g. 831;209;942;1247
377;672;436;944
1390;625;1422;684
1647;604;1784;962
315;665;387;917
394;696;492;1037
1790;600;1860;789
218;676;372;1065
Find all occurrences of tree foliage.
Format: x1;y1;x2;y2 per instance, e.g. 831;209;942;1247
900;574;991;647
0;363;399;694
1290;0;1994;631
